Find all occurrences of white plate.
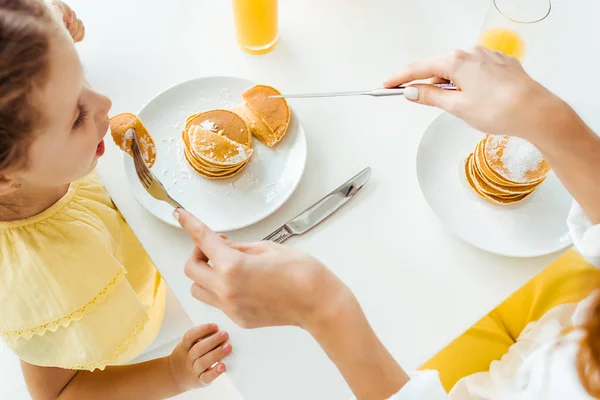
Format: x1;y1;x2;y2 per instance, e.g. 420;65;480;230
416;112;572;257
124;76;307;232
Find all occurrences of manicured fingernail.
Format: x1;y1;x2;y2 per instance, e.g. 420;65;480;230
68;14;75;23
223;344;232;353
221;331;228;339
172;209;180;221
217;364;225;373
404;86;419;100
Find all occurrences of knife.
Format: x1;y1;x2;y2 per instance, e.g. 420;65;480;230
263;167;372;243
269;83;457;99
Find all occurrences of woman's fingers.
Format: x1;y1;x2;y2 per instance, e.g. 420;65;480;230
403;83;463;111
383;53;455;88
184;258;218;290
176;209;236;265
191;283;220;307
192;343;232;376
188;331;229;362
428;76;451;85
191;246;208;263
198;362;226;386
383;49;473;88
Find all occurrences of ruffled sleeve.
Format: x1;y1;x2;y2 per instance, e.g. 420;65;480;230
0;176;151;370
388;371;449;399
567;202;600;267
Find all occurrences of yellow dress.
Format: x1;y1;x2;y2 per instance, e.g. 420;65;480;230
0;172;166;371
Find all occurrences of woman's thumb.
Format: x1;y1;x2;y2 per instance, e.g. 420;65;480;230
404;84;457;111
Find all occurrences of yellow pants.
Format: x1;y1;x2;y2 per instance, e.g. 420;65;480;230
420;249;600;392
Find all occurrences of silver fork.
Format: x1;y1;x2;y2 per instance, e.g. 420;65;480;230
129;128;185;210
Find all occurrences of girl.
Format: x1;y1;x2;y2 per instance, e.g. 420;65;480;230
0;1;231;398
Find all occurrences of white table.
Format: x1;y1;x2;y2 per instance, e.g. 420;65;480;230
72;0;600;398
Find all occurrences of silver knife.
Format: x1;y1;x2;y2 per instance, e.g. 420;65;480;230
263;167;372;243
269;83;457;99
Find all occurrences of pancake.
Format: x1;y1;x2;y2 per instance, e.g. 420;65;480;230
185;109;252;148
109;113;157;168
483;135;549;185
183;145;248;180
185;125;252;167
183;136;248;174
231;104;273;146
239;85;290;147
473;141;539;195
465;154;531;205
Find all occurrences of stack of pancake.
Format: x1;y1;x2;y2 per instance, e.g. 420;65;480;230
110;113;157;168
182;110;254;180
465;135;550;205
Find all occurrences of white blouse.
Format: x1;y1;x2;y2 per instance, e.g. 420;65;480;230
392;202;600;400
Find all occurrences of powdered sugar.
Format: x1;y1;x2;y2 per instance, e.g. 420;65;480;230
200;120;217;132
487;136;543;182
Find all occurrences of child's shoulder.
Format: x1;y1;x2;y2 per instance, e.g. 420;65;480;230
0;172;124;276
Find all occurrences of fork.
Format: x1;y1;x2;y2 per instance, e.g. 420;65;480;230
129;128;185;210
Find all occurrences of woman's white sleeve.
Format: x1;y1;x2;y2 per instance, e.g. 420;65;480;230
567;201;600;267
386;371;449;400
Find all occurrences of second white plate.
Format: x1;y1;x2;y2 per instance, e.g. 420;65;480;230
416;112;572;257
124;76;307;232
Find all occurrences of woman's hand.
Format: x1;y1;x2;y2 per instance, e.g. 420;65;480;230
49;0;85;42
175;209;353;331
384;46;566;142
168;324;231;391
176;209;409;399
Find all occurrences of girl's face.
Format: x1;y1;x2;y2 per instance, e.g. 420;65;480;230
14;28;112;189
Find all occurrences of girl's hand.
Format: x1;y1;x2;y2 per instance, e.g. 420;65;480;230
175;209;354;331
384;46;566;142
49;0;85;43
168;324;231;390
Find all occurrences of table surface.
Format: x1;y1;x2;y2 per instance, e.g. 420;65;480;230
71;0;600;398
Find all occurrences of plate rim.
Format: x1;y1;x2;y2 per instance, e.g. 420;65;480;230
123;75;308;232
416;111;572;258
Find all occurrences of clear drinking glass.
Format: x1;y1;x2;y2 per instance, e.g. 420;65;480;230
478;0;551;62
232;0;279;55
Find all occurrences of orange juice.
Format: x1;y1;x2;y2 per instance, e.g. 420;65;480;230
232;0;278;54
478;27;525;61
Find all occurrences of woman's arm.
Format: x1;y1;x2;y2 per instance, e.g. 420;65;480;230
306;297;410;399
528;97;600;224
21;324;230;400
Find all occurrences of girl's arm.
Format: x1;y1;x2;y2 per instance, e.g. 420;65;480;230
21;324;231;400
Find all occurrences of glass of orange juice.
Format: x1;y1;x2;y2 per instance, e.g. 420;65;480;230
478;0;551;62
232;0;279;55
